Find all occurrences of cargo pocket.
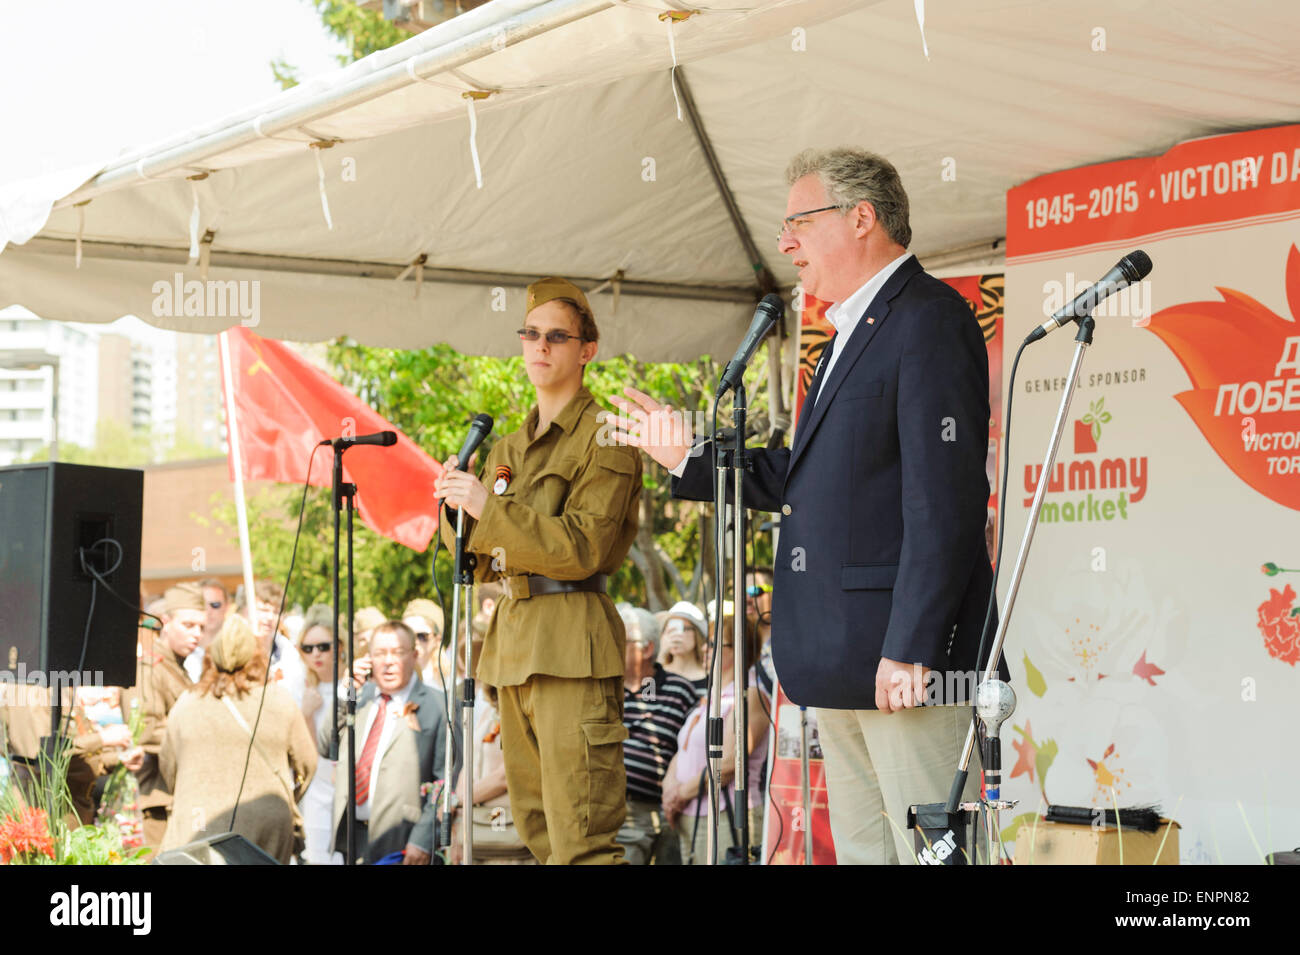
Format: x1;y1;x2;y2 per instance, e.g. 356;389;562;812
580;720;629;837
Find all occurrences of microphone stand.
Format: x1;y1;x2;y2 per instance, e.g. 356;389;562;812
330;443;358;865
709;383;752;864
438;505;476;865
938;313;1098;861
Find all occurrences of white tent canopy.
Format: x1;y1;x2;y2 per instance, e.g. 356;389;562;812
3;0;1299;359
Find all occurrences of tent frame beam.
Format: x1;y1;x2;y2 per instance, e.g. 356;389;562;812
19;237;762;304
675;67;780;299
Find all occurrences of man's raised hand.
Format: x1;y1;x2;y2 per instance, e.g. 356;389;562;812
606;387;695;472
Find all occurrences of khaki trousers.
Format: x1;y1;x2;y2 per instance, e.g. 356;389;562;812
497;674;628;865
814;704;980;865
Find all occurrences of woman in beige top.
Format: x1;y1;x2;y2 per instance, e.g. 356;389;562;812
160;614;317;864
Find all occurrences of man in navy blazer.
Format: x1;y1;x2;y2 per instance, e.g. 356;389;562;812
611;148;1003;863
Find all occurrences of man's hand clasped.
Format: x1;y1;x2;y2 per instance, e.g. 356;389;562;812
434;453;487;520
875;657;932;713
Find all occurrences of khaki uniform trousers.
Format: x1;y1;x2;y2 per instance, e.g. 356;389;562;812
497;674;628;865
815;704;980;865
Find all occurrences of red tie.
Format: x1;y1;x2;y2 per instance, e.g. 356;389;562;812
355;693;391;806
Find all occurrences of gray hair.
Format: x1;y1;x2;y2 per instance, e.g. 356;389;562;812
618;605;661;657
785;148;912;248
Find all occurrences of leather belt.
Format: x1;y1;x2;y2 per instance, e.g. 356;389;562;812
501;573;607;600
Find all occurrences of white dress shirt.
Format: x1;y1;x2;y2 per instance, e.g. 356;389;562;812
182;645;204;683
355;672;419;822
669;252;913;478
813;250;913;400
269;632;308;708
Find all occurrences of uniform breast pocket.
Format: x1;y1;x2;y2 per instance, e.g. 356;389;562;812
530;457;580;515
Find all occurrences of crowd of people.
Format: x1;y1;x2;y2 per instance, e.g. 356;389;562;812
0;568;779;866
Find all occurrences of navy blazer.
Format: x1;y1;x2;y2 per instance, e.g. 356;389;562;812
674;256;1006;709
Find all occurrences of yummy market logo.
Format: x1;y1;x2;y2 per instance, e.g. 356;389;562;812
1023;396;1149;522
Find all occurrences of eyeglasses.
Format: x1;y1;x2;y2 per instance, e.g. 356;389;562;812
370;648;411;661
776;205;844;242
517;327;587;345
300;642;332;654
746;584;771;597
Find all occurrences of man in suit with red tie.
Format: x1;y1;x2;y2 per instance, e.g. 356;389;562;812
320;621;447;864
611;148;1007;864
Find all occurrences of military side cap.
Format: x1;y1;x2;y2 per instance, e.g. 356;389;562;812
525;276;592;320
403;598;444;635
163;581;206;614
354;606;387;633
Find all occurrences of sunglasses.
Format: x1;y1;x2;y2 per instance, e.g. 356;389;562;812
415;632;431;643
208;601;224;609
746;585;771;597
300;642;332;654
516;327;587;345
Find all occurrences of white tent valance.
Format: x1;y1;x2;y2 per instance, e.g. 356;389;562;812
3;0;1299;358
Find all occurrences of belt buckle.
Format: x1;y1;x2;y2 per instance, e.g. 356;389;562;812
503;575;530;600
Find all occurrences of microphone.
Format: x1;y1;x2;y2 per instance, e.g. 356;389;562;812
716;293;785;397
318;430;397;449
455;414;494;471
1027;250;1152;343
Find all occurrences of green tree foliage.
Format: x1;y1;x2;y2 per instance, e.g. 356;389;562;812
312;1;411;65
270;56;301;91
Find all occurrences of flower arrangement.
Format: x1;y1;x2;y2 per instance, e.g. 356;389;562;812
97;698;146;850
1;725;149;866
0;805;55;863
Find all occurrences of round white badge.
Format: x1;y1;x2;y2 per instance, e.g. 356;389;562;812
493;477;508;495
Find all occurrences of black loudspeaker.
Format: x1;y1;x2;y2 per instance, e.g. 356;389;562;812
152;832;280;865
0;462;142;688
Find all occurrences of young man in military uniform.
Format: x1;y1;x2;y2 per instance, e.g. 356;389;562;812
434;277;642;865
123;582;202;853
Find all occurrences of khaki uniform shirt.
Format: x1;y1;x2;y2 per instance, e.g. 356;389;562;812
0;685;111;825
121;644;193;812
441;387;642;687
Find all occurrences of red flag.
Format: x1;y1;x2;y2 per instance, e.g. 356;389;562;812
219;327;442;551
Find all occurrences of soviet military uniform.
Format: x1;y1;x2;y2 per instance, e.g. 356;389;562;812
442;386;641;864
121;643;193;853
0;685;112;826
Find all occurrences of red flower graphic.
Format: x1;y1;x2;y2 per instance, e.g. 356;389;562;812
1132;650;1166;686
1257;584;1300;666
1145;246;1300;511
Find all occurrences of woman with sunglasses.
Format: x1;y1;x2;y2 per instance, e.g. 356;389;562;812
297;605;346;864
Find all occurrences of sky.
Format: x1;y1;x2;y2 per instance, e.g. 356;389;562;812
0;0;349;186
0;0;350;332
